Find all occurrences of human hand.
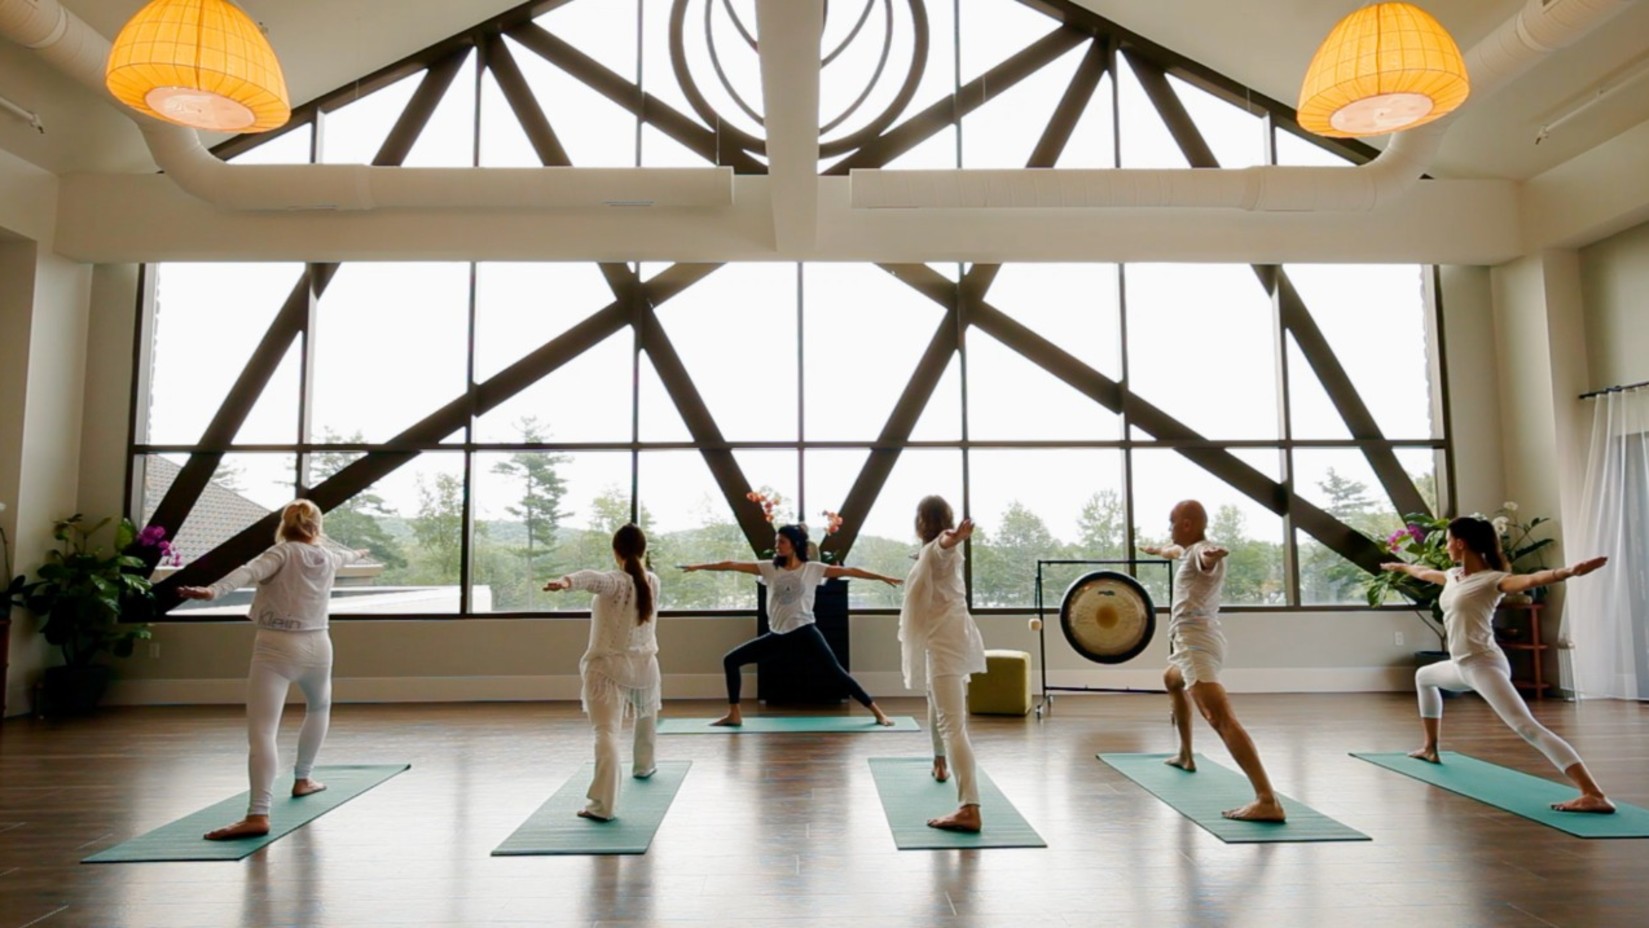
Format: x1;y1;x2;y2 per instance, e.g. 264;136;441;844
1570;557;1608;578
1380;562;1407;574
880;576;903;587
177;586;215;600
542;577;570;592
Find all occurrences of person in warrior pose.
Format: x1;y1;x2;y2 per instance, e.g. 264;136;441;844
682;523;902;727
542;523;663;821
178;500;367;839
1140;499;1286;822
898;496;987;832
1382;516;1613;813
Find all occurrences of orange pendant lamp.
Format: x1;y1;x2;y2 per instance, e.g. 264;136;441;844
106;0;290;132
1297;3;1469;138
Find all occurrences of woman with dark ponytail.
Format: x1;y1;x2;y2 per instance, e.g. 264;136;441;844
683;523;903;727
542;524;662;821
1382;516;1614;813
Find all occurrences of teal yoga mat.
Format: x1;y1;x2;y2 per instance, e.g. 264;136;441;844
1352;752;1649;838
492;760;690;856
1098;753;1369;844
658;715;919;734
83;764;409;863
867;757;1046;849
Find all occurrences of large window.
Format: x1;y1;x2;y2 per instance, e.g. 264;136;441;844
139;0;1448;618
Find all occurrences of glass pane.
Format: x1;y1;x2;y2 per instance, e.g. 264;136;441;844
403;50;477;167
1059;72;1115;168
1125;264;1278;440
1293;448;1410;605
147;263;305;445
638;350;693;442
309;452;465;614
641;123;713;167
960;42;1086;168
909;352;962;441
311;263;470;443
966;329;1120;440
733;450;801;530
476;331;634;444
471;451;632;613
803;448;868;537
959;0;1059;84
537;0;640;78
818;0;933;155
148;453;301;615
227;125;311;164
803;264;945;440
1118;55;1189;169
474;263;616;380
1275;128;1353;167
1286;336;1351;440
639;450;756;610
885;125;957;169
1283;264;1435;439
852;449;963;609
479;69;540;168
659;0;764;144
967;450;1124;609
507;35;639;167
1130;449;1287;607
319;72;420;164
654;264;798;440
987;264;1121;378
1167;75;1265;169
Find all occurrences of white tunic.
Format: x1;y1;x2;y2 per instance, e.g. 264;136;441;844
1438;567;1509;662
756;560;830;634
898;540;987;689
1169;540;1226;634
206;542;362;631
566;569;662;716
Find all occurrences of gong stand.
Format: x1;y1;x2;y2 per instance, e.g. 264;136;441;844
1033;558;1174;718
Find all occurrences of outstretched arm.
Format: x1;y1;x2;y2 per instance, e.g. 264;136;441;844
1499;557;1607;594
1381;562;1449;586
937;518;974;550
177;546;288;601
823;565;902;586
544;569;624;595
1139;543;1184;560
679;560;761;576
1196;545;1229;572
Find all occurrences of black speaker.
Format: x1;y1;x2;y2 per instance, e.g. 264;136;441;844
755;578;851;704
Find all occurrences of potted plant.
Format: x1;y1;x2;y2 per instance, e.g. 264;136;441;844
1364;503;1554;666
20;515;163;716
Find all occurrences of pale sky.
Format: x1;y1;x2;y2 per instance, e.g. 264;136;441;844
141;0;1439;563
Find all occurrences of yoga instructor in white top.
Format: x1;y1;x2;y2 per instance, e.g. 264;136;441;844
682;523;902;727
898;496;987;832
177;499;367;840
1381;515;1613;813
542;523;663;822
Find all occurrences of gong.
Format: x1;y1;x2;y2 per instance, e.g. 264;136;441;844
1059;571;1156;665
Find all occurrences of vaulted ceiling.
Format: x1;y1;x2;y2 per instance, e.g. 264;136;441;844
2;0;1646;181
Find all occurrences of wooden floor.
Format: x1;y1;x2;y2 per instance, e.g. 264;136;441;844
2;693;1646;928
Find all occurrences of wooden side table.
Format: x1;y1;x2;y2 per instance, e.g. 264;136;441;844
1495;602;1550;699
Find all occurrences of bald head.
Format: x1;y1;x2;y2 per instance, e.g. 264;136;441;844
1169;500;1208;546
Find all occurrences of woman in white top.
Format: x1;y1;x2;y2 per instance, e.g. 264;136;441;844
542;523;662;822
178;500;366;840
1382;516;1613;813
682;523;902;727
898;496;987;832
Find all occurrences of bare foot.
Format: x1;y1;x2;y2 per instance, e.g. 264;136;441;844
204;816;270;841
1407;747;1441;764
927;805;982;833
871;707;896;727
710;708;743;727
578;809;615;822
932;757;950;782
1552;795;1616;814
292;778;327;797
1222;798;1286;822
1164;754;1196;772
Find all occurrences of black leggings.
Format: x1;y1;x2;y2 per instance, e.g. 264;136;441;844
722;625;874;707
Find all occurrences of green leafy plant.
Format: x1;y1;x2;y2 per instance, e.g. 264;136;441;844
21;515;157;667
1364;503;1554;650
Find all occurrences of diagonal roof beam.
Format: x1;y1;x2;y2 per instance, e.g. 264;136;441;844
755;0;823;253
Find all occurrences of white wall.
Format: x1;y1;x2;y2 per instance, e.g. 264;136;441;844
1580;220;1649;393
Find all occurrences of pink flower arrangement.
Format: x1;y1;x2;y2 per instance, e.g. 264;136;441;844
821;510;844;536
136;524;183;567
746;491;778;524
1385;522;1426;554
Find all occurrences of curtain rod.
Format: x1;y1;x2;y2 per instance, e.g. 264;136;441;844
1580;379;1649;399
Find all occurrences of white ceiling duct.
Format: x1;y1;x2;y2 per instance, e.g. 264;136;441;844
851;0;1639;211
0;0;733;210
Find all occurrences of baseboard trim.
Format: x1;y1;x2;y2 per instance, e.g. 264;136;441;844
99;666;1415;707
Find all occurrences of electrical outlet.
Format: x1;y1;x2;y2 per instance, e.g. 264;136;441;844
1394;631;1405;647
149;642;160;659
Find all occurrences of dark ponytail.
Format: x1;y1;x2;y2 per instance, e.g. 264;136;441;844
613;523;654;624
775;524;810;566
1447;517;1509;571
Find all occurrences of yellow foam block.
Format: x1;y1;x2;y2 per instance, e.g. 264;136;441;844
967;649;1032;716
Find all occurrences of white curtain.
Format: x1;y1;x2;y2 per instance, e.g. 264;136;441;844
1565;387;1649;700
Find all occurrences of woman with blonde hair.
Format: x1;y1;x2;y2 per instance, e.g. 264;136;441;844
178;499;367;839
542;523;663;821
899;496;987;832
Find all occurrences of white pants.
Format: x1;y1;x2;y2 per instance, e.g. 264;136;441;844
926;674;979;807
1167;624;1225;686
1416;653;1582;772
585;691;658;820
246;630;333;816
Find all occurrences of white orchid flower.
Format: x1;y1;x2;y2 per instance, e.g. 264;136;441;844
1502;501;1519;512
1492;516;1511;534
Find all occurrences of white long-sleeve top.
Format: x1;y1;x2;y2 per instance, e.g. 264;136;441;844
565;569;662;716
206;541;362;632
898;540;986;690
